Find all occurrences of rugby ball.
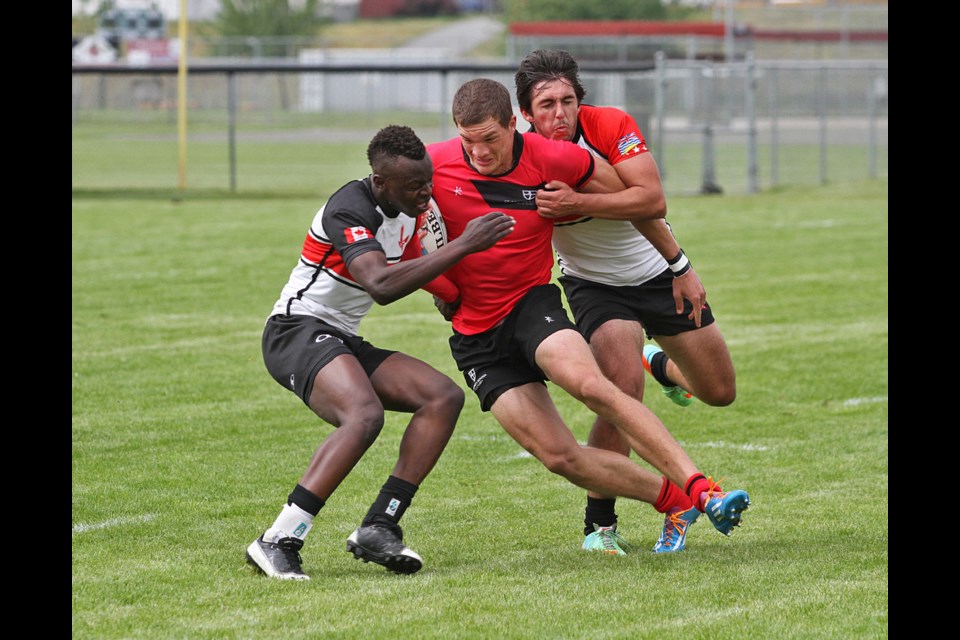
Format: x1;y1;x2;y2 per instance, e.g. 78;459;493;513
417;199;448;255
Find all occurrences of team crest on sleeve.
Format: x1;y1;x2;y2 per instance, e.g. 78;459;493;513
344;226;373;243
617;132;647;157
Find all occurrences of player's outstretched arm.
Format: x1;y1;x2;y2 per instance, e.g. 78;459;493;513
348;211;514;306
537;154;665;222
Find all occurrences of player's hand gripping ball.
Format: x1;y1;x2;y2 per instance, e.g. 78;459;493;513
417;199;448;255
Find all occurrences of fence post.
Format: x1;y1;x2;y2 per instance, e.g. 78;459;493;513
769;65;779;188
723;0;735;64
818;65;828;186
868;73;885;180
745;51;758;194
99;75;108;109
701;60;722;194
228;71;237;193
654;51;666;179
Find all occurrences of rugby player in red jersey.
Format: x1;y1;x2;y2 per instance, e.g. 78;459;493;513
515;49;739;554
426;79;749;556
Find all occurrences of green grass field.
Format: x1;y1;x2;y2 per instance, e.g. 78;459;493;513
72;173;888;638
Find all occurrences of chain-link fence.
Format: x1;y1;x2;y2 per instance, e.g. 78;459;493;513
72;56;886;195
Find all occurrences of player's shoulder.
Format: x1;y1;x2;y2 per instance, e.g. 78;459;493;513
321;179;380;226
325;178;372;211
578;103;635;131
426;137;463;167
521;130;581;154
521;133;591;170
577;104;647;161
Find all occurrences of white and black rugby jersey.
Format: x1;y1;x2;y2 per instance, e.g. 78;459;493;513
550;104;669;286
268;177;420;335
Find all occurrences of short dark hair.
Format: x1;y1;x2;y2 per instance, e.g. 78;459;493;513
514;49;587;113
452;78;514;128
367;124;426;168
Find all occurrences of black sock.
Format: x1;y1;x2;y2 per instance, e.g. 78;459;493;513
364;475;418;526
649;350;674;387
287;483;325;516
583;496;618;536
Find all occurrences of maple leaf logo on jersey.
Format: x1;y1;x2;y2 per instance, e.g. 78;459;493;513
617;132;647;157
344;226;373;243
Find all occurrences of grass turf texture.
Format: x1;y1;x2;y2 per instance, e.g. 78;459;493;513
72;178;887;638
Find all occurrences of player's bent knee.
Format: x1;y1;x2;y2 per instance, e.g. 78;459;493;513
410;382;464;437
715;389;737;407
442;380;466;410
343;410;386;446
429;380;466;417
699;383;736;407
537;447;582;479
571;374;618;412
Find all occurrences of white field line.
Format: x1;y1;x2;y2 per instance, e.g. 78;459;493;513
841;395;887;406
698;441;771;451
73;513;155;534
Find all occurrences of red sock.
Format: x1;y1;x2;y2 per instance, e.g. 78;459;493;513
684;473;722;512
653;477;694;513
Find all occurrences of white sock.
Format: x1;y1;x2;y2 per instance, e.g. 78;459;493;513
264;503;314;543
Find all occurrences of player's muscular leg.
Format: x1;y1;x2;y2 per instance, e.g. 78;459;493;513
535;329;700;489
655;324;736;406
490;383;662;503
583;320;643;499
300;355;386;500
370;353;462;485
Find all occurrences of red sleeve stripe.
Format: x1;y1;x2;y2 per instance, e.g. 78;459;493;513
302;232;331;263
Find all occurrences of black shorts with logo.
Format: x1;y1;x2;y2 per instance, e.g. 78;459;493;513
559;268;716;343
448;284;578;412
262;314;395;406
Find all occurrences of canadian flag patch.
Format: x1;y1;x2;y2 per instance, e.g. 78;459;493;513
344;226;373;243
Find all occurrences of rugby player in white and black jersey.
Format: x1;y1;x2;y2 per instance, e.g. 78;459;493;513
515;50;739;555
245;125;514;580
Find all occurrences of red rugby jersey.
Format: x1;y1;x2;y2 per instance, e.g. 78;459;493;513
427;131;595;334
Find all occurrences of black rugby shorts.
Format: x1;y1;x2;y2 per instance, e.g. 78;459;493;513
449;284;578;411
262;314;395;406
559;269;716;343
